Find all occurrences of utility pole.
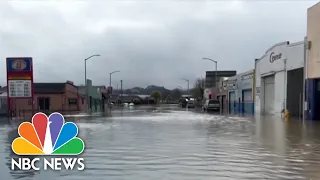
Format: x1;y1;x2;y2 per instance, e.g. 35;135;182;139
180;78;190;95
120;80;123;104
202;58;218;99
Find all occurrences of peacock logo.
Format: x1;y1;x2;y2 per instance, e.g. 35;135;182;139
12;112;85;155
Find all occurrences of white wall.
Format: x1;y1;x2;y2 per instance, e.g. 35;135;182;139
203;88;213;100
255;41;304;115
275;71;285;113
286;42;304;71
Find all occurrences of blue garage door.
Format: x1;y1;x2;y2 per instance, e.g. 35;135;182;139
242;89;253;114
229;91;236;113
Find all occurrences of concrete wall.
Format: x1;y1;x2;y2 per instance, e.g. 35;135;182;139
255;41;304;115
307;2;320;78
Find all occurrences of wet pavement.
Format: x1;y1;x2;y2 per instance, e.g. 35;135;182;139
1;104;320;180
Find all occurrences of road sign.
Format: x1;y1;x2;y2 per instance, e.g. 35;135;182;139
8;80;32;98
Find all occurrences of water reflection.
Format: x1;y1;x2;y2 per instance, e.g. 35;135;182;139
1;106;320;179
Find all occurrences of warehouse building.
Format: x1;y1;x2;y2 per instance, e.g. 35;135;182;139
204;71;236;101
254;41;305;116
225;69;255;114
306;2;320;120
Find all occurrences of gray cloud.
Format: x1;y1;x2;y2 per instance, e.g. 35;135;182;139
0;0;317;89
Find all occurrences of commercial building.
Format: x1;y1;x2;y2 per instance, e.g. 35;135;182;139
6;81;86;118
306;2;320;120
205;71;237;88
222;69;255;114
254;41;305;116
204;71;237;100
216;77;229;113
78;79;108;113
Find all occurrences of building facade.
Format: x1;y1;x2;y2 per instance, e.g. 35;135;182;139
78;79;108;113
217;77;229;113
8;81;85;118
306;2;320;120
205;71;237;88
255;41;304;116
224;69;255;114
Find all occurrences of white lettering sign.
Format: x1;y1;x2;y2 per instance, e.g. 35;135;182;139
8;80;32;98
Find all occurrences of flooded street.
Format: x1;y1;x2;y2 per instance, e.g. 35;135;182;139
1;105;320;180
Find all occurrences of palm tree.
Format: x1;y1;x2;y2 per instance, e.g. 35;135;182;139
151;91;161;104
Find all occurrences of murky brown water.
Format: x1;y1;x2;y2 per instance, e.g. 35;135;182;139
1;105;320;180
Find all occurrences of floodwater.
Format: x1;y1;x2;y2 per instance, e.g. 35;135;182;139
1;105;320;180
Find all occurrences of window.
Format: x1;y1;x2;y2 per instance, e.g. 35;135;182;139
81;98;84;104
68;99;77;105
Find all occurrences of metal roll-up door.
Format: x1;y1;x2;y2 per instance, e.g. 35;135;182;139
263;75;275;114
242;89;253;114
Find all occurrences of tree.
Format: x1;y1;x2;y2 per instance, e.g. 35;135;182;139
191;78;205;100
151;91;161;104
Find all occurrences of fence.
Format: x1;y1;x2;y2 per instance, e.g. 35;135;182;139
229;101;254;115
6;109;84;121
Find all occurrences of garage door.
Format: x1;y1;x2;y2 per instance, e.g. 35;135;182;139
229;91;236;113
263;75;275;114
242;89;253;114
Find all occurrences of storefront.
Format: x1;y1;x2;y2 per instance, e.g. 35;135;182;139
225;70;254;114
255;41;304;116
217;77;229;113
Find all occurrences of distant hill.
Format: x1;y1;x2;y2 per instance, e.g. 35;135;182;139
113;85;172;95
112;85;189;100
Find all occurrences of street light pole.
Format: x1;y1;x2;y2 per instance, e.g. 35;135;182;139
120;80;123;104
202;58;218;88
84;54;100;113
202;58;218;101
109;70;120;91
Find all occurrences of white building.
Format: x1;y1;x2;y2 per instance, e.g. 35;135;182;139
255;41;305;116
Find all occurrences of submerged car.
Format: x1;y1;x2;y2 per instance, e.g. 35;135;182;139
203;99;220;112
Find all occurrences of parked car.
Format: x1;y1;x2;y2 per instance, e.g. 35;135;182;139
203;99;220;112
186;100;195;108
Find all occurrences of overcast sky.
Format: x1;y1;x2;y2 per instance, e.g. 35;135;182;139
0;0;317;89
